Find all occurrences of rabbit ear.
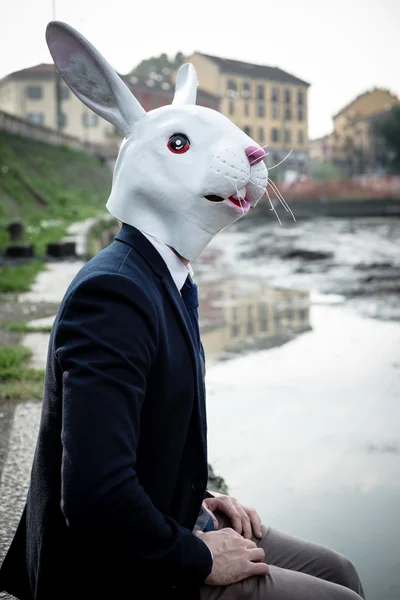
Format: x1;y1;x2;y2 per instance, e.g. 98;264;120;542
46;21;146;136
172;63;198;106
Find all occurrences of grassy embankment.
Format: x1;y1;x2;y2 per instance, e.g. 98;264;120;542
0;131;112;400
0;130;111;291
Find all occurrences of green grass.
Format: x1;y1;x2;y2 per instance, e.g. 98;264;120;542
0;321;53;333
214;476;229;495
0;130;112;292
87;216;118;259
0;132;111;249
0;379;44;401
0;345;44;401
0;132;112;399
0;259;45;293
0;131;111;228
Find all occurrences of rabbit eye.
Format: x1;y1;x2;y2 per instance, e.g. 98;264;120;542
168;133;190;154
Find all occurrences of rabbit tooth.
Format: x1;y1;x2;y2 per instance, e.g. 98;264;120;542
233;186;247;200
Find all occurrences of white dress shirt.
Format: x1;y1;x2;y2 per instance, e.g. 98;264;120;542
141;232;194;292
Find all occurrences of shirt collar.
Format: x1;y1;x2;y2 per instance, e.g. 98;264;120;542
141;231;193;292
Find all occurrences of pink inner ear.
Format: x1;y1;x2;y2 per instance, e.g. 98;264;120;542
47;26;83;70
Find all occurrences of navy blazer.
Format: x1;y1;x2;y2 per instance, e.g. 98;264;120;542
0;225;212;599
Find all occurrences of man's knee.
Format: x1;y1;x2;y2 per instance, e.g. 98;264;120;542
323;551;364;596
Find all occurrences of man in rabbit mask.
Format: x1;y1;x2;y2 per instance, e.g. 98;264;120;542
0;22;364;600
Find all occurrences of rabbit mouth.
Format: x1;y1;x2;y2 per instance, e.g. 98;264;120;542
204;190;251;214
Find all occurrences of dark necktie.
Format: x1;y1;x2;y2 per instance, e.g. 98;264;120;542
180;275;202;356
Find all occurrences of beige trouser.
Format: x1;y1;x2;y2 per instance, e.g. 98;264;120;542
200;512;365;600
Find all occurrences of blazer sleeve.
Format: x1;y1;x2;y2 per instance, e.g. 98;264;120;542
55;273;212;587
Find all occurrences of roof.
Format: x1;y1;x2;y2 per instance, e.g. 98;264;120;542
333;88;399;119
122;74;220;101
198;53;310;87
310;134;330;143
0;63;220;102
2;63;55;81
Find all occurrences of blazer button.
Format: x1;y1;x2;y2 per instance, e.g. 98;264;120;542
191;480;203;491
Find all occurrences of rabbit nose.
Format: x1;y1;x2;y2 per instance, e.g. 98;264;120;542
245;146;266;166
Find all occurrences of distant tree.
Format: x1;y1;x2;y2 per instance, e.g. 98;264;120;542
174;52;184;68
130;52;185;83
374;104;400;173
343;136;357;176
310;161;344;180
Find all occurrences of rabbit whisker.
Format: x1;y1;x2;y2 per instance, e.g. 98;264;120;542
249;176;294;222
268;179;296;222
247;143;269;160
267;149;293;170
223;175;247;216
265;186;282;225
233;180;245;217
249;152;269;168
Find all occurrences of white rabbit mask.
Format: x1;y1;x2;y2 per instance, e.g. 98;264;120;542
46;22;268;261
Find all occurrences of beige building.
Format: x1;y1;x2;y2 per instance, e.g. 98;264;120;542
0;56;310;173
310;135;334;164
332;88;398;145
0;63;219;150
186;52;311;172
311;88;399;173
0;64;112;145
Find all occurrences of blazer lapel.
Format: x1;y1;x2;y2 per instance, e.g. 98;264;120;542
161;275;208;458
115;224;208;461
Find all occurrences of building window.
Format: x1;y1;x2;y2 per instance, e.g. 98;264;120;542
58;113;67;129
284;89;291;103
229;100;234;115
271;128;279;142
247;305;254;337
257;104;265;118
243;125;252;137
82;112;99;127
60;86;70;100
259;127;265;143
27;112;44;125
271;87;279;102
298;130;305;145
259;302;268;333
257;84;265;100
231;307;240;339
242;81;251;97
284;129;291;144
297;90;304;106
272;105;279;120
26;85;42;99
244;102;249;116
227;79;237;91
298;108;304;121
284;107;292;120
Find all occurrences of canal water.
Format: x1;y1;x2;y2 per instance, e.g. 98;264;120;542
201;216;400;600
1;215;399;599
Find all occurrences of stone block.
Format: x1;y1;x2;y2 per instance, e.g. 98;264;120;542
5;243;34;258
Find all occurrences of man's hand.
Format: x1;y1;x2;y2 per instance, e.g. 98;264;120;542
203;495;263;539
196;528;268;586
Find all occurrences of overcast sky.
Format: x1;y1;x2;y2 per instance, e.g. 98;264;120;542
1;0;399;139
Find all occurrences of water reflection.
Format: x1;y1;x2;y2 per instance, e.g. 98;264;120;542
199;276;311;359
